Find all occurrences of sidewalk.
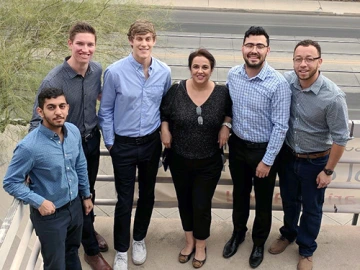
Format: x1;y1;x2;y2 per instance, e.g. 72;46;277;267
79;217;360;270
141;0;360;15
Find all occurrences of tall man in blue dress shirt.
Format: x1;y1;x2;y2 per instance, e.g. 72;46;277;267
222;26;291;269
3;88;93;270
29;22;111;269
98;20;171;270
268;40;349;270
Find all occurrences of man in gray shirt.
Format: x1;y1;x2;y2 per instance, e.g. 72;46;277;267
268;40;349;270
29;22;111;269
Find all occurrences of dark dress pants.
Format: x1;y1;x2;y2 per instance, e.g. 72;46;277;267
110;133;162;252
81;128;100;256
278;145;329;257
228;134;277;246
170;151;223;240
30;197;83;270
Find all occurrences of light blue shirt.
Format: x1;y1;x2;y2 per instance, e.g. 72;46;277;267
3;122;90;209
99;53;171;147
227;62;291;165
284;71;349;152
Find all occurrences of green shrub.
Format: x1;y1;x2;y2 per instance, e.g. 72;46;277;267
0;0;170;132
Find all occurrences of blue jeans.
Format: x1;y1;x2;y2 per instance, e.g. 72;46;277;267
278;145;329;257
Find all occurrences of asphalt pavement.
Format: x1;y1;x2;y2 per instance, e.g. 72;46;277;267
143;0;360;16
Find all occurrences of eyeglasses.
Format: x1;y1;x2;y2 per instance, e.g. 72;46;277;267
243;43;268;50
196;106;203;125
293;56;321;64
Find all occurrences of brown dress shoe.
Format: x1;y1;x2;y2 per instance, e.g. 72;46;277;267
268;235;291;254
95;231;109;252
297;255;313;270
84;253;112;270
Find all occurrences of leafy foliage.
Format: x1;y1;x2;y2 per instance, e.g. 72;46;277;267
0;0;170;132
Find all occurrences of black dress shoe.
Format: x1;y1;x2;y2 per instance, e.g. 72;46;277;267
249;245;264;268
223;232;245;258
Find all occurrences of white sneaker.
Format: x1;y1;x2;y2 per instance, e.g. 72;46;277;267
132;239;147;265
113;251;128;270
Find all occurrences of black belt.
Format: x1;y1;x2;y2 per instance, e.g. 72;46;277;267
82;126;99;142
57;197;78;211
115;129;159;145
234;135;268;149
286;145;330;159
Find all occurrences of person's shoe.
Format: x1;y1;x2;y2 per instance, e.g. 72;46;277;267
84;253;112;270
249;245;264;269
192;248;206;268
95;230;109;252
179;248;195;263
223;231;245;258
132;239;147;265
113;251;128;270
297;255;313;270
268;235;291;254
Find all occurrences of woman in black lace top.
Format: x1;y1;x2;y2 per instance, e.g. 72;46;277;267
160;48;232;268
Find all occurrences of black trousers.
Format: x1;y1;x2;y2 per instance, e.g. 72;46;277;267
30;197;83;270
170;151;223;240
81;128;101;256
110;132;162;252
228;134;278;246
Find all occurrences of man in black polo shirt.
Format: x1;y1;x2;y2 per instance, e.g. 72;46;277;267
29;22;111;269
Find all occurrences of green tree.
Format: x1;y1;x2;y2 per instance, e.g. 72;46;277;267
0;0;171;132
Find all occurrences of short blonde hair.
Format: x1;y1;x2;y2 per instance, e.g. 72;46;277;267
127;20;156;41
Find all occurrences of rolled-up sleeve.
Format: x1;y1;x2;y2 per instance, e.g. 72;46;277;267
327;94;349;146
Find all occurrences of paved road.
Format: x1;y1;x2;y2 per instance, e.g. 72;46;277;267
168;9;360;38
155;30;360;119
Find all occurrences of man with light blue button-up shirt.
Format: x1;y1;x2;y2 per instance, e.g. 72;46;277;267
98;20;171;270
3;88;93;270
222;26;291;269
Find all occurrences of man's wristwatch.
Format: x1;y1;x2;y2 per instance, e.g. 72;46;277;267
222;122;232;129
323;168;334;176
81;193;93;200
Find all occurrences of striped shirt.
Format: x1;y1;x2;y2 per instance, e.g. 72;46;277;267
284;71;349;153
227;62;291;165
29;57;102;136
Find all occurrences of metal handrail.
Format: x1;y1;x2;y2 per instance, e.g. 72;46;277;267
0;199;40;270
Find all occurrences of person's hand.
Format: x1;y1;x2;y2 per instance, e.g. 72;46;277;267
25;175;31;184
161;130;172;148
218;126;230;148
82;199;93;215
106;145;112;151
316;171;332;188
255;161;271;178
38;200;56;216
